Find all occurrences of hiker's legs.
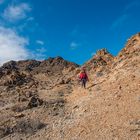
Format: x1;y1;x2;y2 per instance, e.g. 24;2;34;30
84;79;87;88
82;79;86;88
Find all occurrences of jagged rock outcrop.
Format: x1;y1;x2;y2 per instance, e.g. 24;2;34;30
0;57;79;90
0;33;140;140
118;33;140;58
84;48;114;71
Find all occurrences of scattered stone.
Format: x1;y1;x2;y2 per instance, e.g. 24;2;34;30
27;96;43;109
0;33;140;140
14;113;25;118
119;85;122;90
73;105;79;109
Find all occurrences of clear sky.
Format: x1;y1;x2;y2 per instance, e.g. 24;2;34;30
0;0;140;65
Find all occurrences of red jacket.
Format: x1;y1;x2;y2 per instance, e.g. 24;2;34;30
79;72;88;80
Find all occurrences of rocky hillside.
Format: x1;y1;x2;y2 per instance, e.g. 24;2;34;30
0;33;140;140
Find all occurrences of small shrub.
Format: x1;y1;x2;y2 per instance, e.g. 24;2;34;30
14;118;46;134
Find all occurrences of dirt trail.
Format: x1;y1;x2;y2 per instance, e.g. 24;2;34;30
0;33;140;140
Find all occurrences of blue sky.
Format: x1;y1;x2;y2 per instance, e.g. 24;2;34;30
0;0;140;65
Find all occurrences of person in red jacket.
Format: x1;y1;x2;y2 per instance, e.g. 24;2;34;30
79;68;89;89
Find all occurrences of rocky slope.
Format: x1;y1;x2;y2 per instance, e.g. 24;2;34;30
0;33;140;140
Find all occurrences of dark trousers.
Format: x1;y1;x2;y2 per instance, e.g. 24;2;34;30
81;78;87;88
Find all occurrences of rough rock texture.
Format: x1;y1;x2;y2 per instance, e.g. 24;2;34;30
0;33;140;140
118;33;140;58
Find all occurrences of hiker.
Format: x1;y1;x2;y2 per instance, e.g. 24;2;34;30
78;68;89;89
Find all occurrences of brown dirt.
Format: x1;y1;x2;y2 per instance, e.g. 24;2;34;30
0;33;140;140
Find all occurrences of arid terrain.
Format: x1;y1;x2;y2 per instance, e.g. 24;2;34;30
0;33;140;140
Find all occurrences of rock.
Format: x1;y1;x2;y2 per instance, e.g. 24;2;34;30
59;79;65;84
2;71;36;89
0;68;3;78
0;32;140;140
118;33;140;58
25;60;41;71
119;85;122;90
14;113;25;118
73;105;79;109
83;48;114;72
2;61;18;72
27;96;43;108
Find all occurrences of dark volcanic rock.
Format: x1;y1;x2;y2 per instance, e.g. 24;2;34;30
0;68;3;78
27;96;43;109
1;61;18;75
4;72;34;88
2;61;18;70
